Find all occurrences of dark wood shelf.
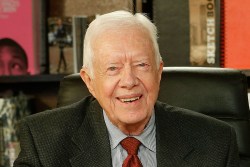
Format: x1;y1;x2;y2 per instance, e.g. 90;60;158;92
0;74;65;83
0;74;67;113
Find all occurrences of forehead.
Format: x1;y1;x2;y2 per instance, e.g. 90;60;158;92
0;47;27;65
93;27;153;52
0;47;15;56
100;26;149;39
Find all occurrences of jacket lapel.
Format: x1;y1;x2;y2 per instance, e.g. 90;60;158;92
155;102;196;167
69;100;112;167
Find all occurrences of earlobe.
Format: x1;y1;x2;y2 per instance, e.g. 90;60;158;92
80;68;96;97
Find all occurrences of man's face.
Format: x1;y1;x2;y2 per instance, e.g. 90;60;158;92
81;28;163;134
0;47;28;75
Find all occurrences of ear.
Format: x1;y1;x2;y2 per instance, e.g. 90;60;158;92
157;61;164;83
80;68;96;97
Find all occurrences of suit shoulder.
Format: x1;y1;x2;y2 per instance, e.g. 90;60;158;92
155;101;233;133
155;101;239;166
18;96;96;135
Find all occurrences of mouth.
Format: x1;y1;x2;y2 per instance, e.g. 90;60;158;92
118;95;142;103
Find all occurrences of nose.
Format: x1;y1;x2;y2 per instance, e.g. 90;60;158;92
119;66;139;89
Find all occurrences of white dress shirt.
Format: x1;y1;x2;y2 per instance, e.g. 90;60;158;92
103;110;157;167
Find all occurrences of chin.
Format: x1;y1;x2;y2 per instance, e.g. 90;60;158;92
122;114;148;125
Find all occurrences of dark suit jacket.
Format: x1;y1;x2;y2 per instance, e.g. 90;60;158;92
14;96;239;167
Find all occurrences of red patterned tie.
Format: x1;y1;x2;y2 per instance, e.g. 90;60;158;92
120;137;142;167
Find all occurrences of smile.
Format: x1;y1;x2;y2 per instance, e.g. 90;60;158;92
119;96;141;103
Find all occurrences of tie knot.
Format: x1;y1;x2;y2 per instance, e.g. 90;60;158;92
121;137;141;155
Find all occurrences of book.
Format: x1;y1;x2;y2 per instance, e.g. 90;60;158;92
0;92;31;167
36;0;49;74
47;17;74;74
0;0;44;76
72;15;95;73
223;0;250;69
153;0;221;67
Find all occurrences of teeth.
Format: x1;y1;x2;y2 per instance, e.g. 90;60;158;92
120;97;140;103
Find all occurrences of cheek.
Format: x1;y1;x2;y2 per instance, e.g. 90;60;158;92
93;78;121;118
140;73;160;99
95;77;119;99
139;70;160;87
103;83;116;98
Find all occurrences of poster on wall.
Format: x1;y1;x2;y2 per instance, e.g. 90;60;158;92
0;0;45;76
153;0;221;67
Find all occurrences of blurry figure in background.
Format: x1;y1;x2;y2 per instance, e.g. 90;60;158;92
55;18;67;73
0;38;29;76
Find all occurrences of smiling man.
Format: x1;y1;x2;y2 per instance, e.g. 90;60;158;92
14;11;239;167
81;21;163;136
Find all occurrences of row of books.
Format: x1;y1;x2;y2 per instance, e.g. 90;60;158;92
153;0;250;69
0;92;31;167
0;0;249;77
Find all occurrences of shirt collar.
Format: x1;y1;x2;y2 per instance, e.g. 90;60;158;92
103;110;156;152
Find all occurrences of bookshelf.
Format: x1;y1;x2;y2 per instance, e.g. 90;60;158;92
0;74;64;83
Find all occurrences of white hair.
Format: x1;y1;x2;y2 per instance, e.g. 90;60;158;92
83;10;162;77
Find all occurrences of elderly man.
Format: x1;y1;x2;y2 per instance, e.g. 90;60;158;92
14;11;239;167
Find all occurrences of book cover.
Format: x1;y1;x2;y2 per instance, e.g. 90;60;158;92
223;0;250;69
35;0;49;74
0;0;42;76
47;17;74;74
72;15;95;73
153;0;221;67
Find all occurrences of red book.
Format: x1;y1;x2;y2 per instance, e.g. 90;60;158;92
223;0;250;69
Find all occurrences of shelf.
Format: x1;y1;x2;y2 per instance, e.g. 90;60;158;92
0;74;66;83
0;74;68;113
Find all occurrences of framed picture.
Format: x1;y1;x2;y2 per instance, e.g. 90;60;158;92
47;17;74;74
0;0;47;76
153;0;221;67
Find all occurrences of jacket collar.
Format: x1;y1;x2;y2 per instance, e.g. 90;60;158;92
69;99;112;167
155;101;198;167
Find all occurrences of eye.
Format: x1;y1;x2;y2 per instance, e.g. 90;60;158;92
11;63;23;70
106;65;120;76
137;62;150;68
138;63;147;67
108;66;118;71
135;62;150;71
